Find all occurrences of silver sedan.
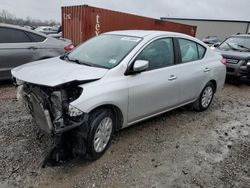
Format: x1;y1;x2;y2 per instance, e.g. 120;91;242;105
0;23;73;80
12;30;226;163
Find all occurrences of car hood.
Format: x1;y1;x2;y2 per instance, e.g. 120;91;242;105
11;57;108;87
215;49;250;60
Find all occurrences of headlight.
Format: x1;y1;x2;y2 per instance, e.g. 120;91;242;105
68;104;83;117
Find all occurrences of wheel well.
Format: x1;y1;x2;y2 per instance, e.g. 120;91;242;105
89;105;123;132
210;80;217;92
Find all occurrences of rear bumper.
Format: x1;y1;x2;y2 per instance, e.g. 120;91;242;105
0;68;12;81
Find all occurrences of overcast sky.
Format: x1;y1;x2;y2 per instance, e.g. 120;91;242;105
1;0;250;22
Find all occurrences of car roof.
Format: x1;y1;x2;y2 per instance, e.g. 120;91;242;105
207;36;218;38
230;34;250;37
0;23;48;37
104;30;190;38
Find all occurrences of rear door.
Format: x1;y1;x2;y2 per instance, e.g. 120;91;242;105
174;38;209;103
0;27;42;79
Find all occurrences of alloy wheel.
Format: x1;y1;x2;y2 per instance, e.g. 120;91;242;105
93;117;113;153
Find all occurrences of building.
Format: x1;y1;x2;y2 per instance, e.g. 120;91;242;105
161;17;250;41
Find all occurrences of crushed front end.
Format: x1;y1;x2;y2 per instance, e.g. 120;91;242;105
15;80;89;166
18;83;87;134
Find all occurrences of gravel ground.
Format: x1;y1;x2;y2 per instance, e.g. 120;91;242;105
0;82;249;188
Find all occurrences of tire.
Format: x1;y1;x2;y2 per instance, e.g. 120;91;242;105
230;77;240;86
87;108;114;160
193;82;215;112
226;76;240;86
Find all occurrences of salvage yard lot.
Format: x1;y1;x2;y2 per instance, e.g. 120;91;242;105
0;82;250;187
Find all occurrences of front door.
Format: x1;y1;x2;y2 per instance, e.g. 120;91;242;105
127;37;180;123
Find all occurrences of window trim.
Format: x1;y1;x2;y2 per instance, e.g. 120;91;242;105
24;31;46;43
125;36;177;75
176;37;207;64
197;43;206;59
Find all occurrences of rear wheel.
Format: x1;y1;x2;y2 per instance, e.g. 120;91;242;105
87;108;114;160
193;82;215;111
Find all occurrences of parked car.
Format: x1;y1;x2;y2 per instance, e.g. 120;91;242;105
202;36;220;46
48;32;62;39
23;25;35;30
0;23;74;80
12;30;226;163
214;34;250;83
34;26;59;35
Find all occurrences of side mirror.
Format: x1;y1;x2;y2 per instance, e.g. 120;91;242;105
133;60;149;72
213;43;221;48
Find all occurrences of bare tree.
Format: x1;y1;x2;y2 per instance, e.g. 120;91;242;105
0;10;16;23
0;9;60;27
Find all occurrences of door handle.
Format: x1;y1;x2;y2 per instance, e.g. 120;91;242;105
168;75;177;81
204;68;211;72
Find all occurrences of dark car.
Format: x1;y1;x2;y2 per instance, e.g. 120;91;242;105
215;34;250;83
202;36;220;46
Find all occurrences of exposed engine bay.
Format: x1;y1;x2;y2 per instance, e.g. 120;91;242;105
15;80;90;166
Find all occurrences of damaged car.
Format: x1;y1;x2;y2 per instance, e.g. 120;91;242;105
12;30;226;164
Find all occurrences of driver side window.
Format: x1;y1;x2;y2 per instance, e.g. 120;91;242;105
136;38;174;71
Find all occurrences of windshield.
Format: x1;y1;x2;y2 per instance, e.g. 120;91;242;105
67;34;142;69
218;36;250;51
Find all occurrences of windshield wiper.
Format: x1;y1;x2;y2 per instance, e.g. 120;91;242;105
236;44;250;51
225;42;239;51
67;57;81;64
62;54;109;69
61;54;79;64
63;55;94;66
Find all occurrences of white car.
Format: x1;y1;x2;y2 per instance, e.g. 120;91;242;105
12;30;226;163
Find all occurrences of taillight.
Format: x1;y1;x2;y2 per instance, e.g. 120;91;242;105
64;44;74;52
221;58;227;65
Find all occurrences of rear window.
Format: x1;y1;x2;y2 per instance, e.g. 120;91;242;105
179;38;199;63
178;38;206;63
26;32;46;42
0;27;31;43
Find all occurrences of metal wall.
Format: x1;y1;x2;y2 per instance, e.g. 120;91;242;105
165;19;250;41
62;5;197;46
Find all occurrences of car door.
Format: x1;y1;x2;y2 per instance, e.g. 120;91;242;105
0;27;40;79
174;38;209;103
127;37;180;123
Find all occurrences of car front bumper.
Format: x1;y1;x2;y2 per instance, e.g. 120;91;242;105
226;62;249;80
17;84;88;135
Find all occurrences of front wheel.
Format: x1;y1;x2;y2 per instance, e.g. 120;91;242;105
193;82;215;112
87;108;114;160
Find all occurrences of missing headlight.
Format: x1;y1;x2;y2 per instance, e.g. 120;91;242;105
68;104;83;117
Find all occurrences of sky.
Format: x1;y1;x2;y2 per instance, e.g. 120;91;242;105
0;0;250;22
